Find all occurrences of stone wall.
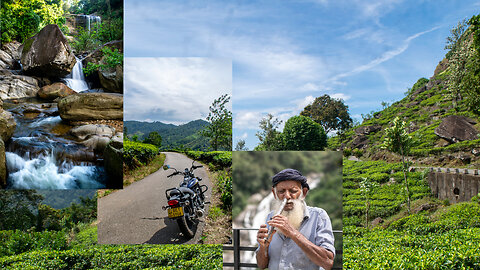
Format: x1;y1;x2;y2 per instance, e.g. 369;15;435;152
427;169;480;203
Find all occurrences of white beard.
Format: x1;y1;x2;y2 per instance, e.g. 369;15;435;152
273;198;306;231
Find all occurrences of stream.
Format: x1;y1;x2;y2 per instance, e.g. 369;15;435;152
5;58;106;189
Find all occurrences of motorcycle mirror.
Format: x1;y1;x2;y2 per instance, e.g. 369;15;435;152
163;165;170;170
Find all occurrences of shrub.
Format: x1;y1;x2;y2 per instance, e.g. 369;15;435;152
123;140;158;169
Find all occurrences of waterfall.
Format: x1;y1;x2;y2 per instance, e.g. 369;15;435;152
63;57;89;92
84;15;101;32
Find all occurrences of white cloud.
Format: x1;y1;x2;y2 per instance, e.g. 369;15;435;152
295;95;316;110
234;111;263;129
329;26;440;82
331;93;351;101
124;58;231;124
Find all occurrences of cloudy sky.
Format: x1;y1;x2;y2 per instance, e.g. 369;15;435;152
124;0;480;149
124;58;231;124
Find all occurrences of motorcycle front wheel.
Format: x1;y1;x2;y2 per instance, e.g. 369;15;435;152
177;215;195;238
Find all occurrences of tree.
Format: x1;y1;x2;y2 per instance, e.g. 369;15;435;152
445;19;468;51
282;115;327;150
235;139;248;151
382;117;413;213
143;131;162;148
0;190;43;231
359;177;378;230
300;94;353;134
254;114;283;151
200;94;232;151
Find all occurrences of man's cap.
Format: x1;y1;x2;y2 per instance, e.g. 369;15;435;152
272;168;310;190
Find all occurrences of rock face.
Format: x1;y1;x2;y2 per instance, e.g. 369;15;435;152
20;24;76;78
37;82;76;100
355;125;381;135
434;115;479;143
99;64;123;93
70;124;116;152
0;110;16;142
58;92;123;121
83;40;123;92
0;41;22;70
104;133;123;188
0;139;5;187
0;75;39;99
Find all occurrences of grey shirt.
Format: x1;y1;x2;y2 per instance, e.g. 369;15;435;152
257;206;335;270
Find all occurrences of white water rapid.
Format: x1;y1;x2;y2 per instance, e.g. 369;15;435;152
63;57;89;92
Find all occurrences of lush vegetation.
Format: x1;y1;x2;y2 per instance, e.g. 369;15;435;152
0;0;65;43
342;159;480;269
184;151;232;169
123;140;158;170
125;120;210;151
71;18;123;52
0;244;222;269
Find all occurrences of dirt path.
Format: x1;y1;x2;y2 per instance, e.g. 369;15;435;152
97;152;212;244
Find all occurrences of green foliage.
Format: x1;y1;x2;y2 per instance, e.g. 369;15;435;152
344;228;480;269
382;117;413;156
235;139;248;151
300;94;353;133
216;170;232;210
0;0;65;43
125;120;210;151
83;46;123;76
0;244;223;269
123;140;158;169
71;26;100;52
282;115;327;150
0;190;43;231
255;113;283;150
95;17;123;43
184;151;232;168
200;94;232;151
143;131;162;148
0;230;67;257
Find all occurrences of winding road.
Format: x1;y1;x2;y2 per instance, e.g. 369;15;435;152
97;152;212;244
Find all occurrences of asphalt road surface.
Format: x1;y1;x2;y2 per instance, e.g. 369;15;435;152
97;152;212;244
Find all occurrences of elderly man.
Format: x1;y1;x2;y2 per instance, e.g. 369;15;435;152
256;168;335;270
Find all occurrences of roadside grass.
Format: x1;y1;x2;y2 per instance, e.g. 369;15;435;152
97;153;166;198
201;169;232;245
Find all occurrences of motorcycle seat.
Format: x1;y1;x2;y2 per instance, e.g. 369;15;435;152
169;187;195;198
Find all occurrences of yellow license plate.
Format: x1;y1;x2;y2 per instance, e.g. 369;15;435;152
168;207;184;218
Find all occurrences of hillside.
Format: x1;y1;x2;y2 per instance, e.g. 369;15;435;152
329;47;480;168
124;119;210;151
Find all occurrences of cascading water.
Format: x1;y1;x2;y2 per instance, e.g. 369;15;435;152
84;15;101;32
63;56;89;92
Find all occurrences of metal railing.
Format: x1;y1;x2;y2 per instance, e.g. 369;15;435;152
223;228;343;269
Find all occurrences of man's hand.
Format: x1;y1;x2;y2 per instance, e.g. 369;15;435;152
257;224;273;248
267;215;296;239
256;224;273;269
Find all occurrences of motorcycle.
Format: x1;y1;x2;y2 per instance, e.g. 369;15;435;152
162;161;209;238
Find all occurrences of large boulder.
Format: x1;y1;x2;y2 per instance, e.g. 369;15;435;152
0;109;16;142
37;82;76;100
20;24;76;78
434;115;479;143
355;125;381;135
70;124;115;140
104;133;123;189
0;75;39;99
99;64;123;93
57;92;123;121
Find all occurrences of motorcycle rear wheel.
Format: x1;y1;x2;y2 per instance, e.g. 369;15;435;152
177;216;195;238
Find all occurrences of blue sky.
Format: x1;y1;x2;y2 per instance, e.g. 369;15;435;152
125;0;480;149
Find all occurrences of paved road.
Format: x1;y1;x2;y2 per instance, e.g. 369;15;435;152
97;152;212;244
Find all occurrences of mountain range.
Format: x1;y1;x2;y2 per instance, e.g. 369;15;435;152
124;119;210;151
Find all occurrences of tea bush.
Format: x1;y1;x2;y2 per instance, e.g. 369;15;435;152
123;140;158;169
